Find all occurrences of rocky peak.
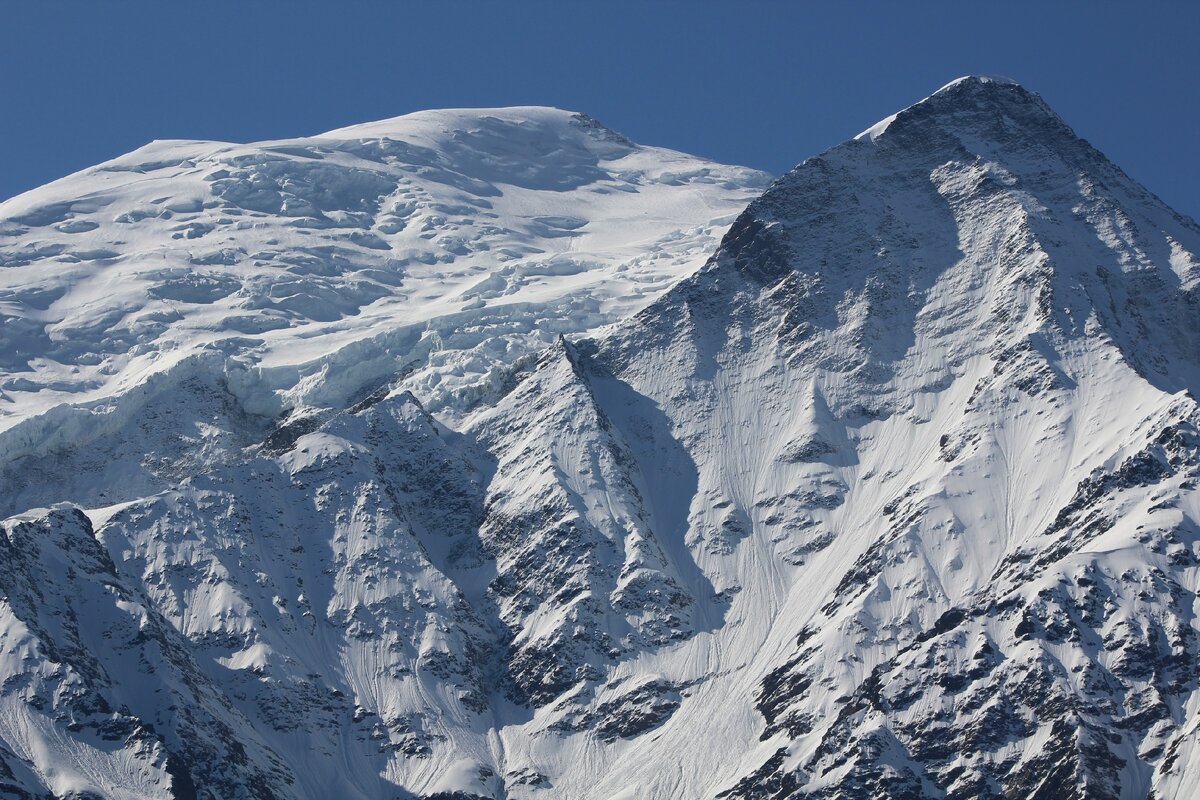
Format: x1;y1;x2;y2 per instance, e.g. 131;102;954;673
856;75;1066;145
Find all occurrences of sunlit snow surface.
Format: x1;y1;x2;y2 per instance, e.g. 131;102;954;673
0;107;769;431
3;79;1200;799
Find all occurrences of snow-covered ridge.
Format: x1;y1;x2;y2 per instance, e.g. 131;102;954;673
574;73;1200;798
857;74;1048;142
0;106;769;435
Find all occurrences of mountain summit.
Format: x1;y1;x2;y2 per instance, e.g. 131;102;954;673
584;75;1200;798
1;81;1198;799
856;74;1058;141
0;106;768;436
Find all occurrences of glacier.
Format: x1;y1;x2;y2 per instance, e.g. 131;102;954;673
0;106;768;433
1;78;1199;799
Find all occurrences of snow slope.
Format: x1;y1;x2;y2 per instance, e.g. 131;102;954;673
515;75;1200;799
2;78;1200;799
0;106;768;434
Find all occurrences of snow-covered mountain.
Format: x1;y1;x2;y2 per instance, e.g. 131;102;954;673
2;77;1199;800
0;107;768;435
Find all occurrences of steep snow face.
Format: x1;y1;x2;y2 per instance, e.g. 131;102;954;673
2;78;1200;800
0;106;769;432
469;338;712;709
520;75;1200;798
0;507;288;799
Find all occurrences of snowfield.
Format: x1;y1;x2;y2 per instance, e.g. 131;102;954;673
0;106;768;434
1;78;1199;799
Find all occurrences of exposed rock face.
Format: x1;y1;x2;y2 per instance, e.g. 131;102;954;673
471;339;701;708
2;78;1200;798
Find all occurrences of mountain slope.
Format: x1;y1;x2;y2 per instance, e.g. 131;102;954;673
513;75;1200;799
2;78;1200;799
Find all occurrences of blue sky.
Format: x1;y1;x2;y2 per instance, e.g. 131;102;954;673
3;2;1198;219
